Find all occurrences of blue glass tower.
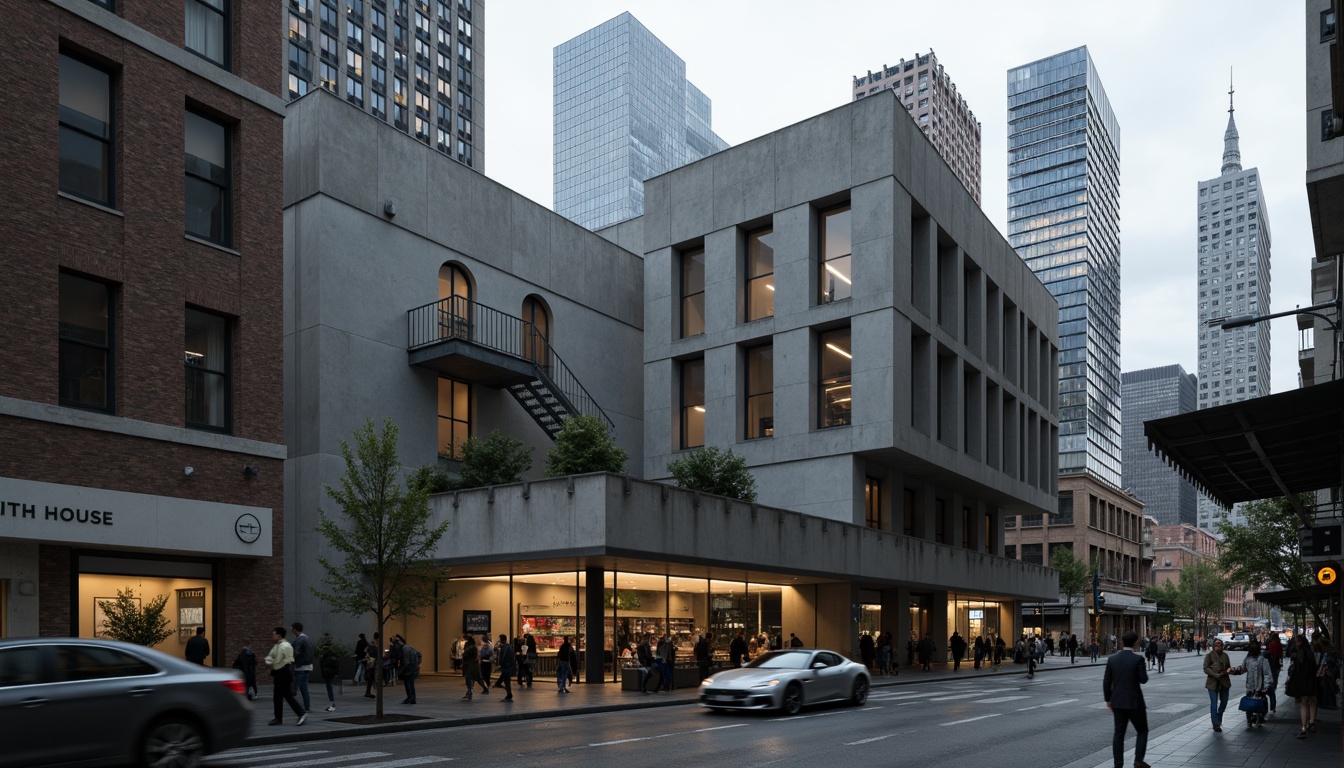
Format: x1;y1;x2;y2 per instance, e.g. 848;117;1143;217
1007;47;1122;488
553;12;728;230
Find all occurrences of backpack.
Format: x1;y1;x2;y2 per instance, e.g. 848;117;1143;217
402;645;421;672
479;643;492;661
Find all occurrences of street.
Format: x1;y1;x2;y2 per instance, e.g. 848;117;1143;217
204;653;1261;768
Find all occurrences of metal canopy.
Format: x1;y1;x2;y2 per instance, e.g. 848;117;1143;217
1143;379;1343;509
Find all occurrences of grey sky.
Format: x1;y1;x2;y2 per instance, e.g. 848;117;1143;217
484;1;1313;395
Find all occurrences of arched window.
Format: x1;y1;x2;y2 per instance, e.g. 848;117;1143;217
521;295;550;368
437;263;472;339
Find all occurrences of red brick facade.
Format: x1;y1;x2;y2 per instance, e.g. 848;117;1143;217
0;1;284;663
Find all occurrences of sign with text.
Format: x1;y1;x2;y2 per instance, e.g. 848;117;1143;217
177;588;207;642
463;610;491;635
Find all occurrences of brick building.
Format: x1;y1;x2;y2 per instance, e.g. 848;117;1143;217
0;0;285;664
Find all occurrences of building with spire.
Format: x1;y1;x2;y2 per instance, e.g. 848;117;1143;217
1194;78;1272;531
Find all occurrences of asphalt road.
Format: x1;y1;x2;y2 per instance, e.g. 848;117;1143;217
204;653;1237;768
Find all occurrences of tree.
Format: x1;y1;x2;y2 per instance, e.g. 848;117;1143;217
1216;494;1327;630
1143;579;1180;634
1177;560;1226;641
544;414;628;477
666;447;757;502
97;588;174;647
1050;546;1091;621
406;462;452;494
312;418;451;719
453;429;532;489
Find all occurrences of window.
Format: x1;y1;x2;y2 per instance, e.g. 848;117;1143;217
865;477;881;529
346;19;363;45
746;227;775;321
0;646;46;686
288;42;311;76
903;488;915;536
680;247;705;337
819;205;852;303
184;110;231;246
59;272;113;412
289;14;310;41
59;54;114;207
521;296;550;367
1323;110;1337;142
347;49;363;77
680;357;705;449
437;377;470;458
287;73;309;99
934;499;948;544
184;308;230;431
1324;7;1337;41
818;327;851;427
319;61;337;91
1005;544;1016;560
745;344;773;439
185;0;228;68
1021;542;1043;565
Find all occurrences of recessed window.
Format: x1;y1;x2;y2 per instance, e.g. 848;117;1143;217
184;110;231;246
184;308;231;431
745;344;773;439
59;54;114;207
1323;109;1337;142
185;0;229;68
745;227;775;322
680;357;705;449
820;205;852;304
59;272;114;412
1324;8;1337;42
818;327;851;428
865;477;881;529
437;377;470;458
680;247;705;337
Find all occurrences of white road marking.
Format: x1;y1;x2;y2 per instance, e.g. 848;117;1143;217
1151;702;1198;714
343;759;452;768
844;734;898;745
767;710;843;721
1016;698;1078;711
693;724;748;733
265;754;391;768
941;714;1002;726
974;696;1030;703
204;747;304;762
927;693;984;701
210;751;333;764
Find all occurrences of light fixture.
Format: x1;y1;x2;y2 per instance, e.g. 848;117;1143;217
833;397;852;403
824;263;852;285
183;466;195;477
765;284;775;291
384;199;397;218
825;342;852;359
693;406;706;413
242;465;260;478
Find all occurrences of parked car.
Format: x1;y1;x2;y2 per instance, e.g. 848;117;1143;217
1214;632;1234;646
699;648;870;715
1225;633;1252;650
0;637;251;767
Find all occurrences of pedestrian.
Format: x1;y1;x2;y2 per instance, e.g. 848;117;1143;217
1314;634;1338;713
232;644;257;700
1202;638;1234;732
452;635;464;671
917;633;935;671
994;635;1006;667
906;636;917;667
1265;633;1283;716
1284;634;1318;738
390;634;405;685
1237;639;1271;727
695;633;713;681
1142;634;1154;669
353;633;369;685
524;633;538;688
185;626;210;665
878;631;894;676
1102;630;1150;768
319;634;341;711
949;631;966;672
556;636;577;693
1089;634;1099;663
729;630;748;668
789;632;804;648
859;632;875;671
495;634;516;701
290;622;314;715
513;635;526;687
264;627;308;726
1155;636;1168;673
637;633;657;693
399;640;421;704
479;634;493;687
460;635;488;700
1046;632;1056;657
973;635;985;671
658;632;677;691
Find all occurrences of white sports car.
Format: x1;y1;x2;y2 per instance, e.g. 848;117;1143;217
699;649;870;715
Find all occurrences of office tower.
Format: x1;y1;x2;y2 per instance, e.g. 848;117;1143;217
554;12;728;230
853;51;982;204
1007;47;1123;488
285;0;485;170
1121;366;1199;526
1194;82;1272;530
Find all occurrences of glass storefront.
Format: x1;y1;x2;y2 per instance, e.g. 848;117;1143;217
76;555;215;664
947;596;1003;645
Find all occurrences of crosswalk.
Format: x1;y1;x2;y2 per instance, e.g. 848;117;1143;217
204;746;453;768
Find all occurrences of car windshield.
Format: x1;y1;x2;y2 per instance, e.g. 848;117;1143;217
744;651;811;670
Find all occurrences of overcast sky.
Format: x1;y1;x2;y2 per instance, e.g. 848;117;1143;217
482;1;1314;396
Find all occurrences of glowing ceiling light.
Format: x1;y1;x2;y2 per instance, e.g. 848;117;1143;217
824;263;852;285
825;342;852;359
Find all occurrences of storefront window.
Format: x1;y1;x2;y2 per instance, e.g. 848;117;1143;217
79;558;214;663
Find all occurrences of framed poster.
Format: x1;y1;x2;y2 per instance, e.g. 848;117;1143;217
463;610;491;635
177;588;206;643
93;596;139;638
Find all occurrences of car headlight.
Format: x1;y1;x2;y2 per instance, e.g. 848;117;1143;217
702;677;715;686
751;680;780;689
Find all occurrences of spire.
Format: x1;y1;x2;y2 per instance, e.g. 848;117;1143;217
1221;68;1241;175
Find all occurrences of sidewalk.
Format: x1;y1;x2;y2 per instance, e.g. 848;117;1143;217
241;652;1106;746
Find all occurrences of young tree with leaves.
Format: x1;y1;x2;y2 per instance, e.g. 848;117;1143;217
453;429;532;489
1050;546;1091;629
1143;579;1180;635
312;418;451;719
1177;560;1226;641
1216;494;1327;630
544;414;628;477
666;447;757;502
97;588;174;647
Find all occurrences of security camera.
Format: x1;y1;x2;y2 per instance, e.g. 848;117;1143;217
184;466;195;477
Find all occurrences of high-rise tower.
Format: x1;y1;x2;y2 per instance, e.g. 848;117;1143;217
1121;365;1199;526
553;12;728;230
1007;47;1123;488
1195;78;1272;531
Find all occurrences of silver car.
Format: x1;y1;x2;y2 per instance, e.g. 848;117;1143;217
0;637;252;767
699;649;870;715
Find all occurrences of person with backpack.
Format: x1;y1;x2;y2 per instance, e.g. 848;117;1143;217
1155;636;1169;673
479;634;493;687
1236;639;1272;727
319;636;342;711
400;641;421;704
232;644;257;700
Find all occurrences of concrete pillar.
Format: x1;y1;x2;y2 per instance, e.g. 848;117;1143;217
927;591;949;662
894;588;913;658
584;566;605;684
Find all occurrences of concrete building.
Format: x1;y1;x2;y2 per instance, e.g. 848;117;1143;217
1304;0;1344;392
1007;47;1123;489
553;12;727;230
853;51;982;205
283;87;1059;675
1004;474;1151;640
1150;523;1218;589
0;0;286;658
1121;365;1199;526
283;0;484;170
1194;82;1273;532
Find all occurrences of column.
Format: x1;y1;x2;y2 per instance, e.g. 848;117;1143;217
584;566;605;684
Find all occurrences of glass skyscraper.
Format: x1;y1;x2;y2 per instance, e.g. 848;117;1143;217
1007;47;1122;488
553;12;728;230
1121;365;1199;526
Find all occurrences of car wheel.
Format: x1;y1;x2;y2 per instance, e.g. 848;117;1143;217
851;676;869;706
781;682;803;715
140;718;206;768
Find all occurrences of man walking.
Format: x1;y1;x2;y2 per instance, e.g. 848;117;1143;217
399;640;421;704
479;634;493;688
1102;630;1150;768
658;632;677;691
949;631;967;672
495;634;515;702
290;622;314;715
695;633;713;681
265;627;308;726
556;635;576;693
729;630;748;668
185;626;210;665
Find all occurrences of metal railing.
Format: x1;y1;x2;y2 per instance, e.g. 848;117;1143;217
407;296;612;429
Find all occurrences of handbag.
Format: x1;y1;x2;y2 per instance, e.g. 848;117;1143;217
1237;694;1268;714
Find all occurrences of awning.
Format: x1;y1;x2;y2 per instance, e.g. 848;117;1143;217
1144;379;1344;509
1253;583;1337;608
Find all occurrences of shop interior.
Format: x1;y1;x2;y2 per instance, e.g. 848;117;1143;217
76;557;214;664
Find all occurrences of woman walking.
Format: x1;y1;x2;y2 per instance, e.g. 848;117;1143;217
1238;640;1272;727
1284;633;1318;738
1202;638;1234;732
461;635;489;700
